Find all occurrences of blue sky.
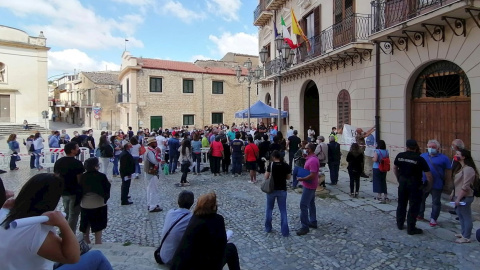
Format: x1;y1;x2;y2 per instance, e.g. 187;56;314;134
0;0;259;78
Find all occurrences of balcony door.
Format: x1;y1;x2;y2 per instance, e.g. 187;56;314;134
333;0;355;48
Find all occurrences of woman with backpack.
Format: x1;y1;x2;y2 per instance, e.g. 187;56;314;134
372;140;389;203
346;143;364;198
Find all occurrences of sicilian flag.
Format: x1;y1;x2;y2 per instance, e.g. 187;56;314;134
281;16;299;49
291;9;311;52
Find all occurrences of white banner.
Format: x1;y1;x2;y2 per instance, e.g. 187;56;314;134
340;124;376;157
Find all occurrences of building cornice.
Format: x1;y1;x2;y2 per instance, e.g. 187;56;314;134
0;40;50;51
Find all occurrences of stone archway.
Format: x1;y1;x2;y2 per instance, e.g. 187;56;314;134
303;81;319;140
410;60;471;157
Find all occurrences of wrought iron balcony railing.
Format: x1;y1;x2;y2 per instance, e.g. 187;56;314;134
371;0;459;33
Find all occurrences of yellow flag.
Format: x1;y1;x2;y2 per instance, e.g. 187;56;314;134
291;9;311;51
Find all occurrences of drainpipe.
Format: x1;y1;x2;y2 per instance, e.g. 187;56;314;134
375;42;381;142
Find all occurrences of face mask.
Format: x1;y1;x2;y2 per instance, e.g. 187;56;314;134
303;149;308;155
427;148;437;155
453;156;461;162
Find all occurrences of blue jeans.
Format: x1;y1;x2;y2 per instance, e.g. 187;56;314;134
57;250;113;270
133;156;141;174
34;149;43;169
192;152;201;173
265;190;289;236
455;196;474;238
169;152;178;173
418;188;442;220
231;155;243;175
112;154;120;175
299;187;317;229
328;163;340;184
292;166;300;188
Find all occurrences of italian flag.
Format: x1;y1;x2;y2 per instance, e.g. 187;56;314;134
281;16;299;49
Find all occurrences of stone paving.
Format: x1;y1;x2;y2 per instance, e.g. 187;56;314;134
2;158;479;270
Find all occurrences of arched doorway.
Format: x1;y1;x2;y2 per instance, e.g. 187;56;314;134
303;81;319;140
411;60;471;157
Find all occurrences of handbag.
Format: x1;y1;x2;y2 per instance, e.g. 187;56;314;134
154;213;189;264
148;164;159;175
261;163;275;193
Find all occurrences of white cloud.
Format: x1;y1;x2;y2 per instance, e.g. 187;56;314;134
206;0;241;21
0;0;144;50
49;49;120;73
110;0;153;6
209;32;258;57
161;0;206;23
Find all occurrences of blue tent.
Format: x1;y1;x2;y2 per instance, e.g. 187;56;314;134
235;100;288;118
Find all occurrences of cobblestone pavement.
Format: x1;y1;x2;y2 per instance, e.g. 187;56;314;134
2;159;479;270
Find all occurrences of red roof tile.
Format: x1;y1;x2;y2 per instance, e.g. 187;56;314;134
141;58;248;76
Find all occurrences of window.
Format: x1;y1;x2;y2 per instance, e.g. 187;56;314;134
183;114;194;125
150;77;162;92
87;89;92;105
337;90;351;128
126;78;130;102
212;113;223;124
183;79;194;93
0;62;6;83
212;81;223;94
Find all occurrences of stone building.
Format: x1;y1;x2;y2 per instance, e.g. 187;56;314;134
0;25;49;125
118;52;259;131
254;0;480;164
50;71;120;130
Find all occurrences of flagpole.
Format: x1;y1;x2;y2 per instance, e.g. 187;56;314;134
124;38;129;51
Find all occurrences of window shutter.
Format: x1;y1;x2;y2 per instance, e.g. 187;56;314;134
314;6;320;37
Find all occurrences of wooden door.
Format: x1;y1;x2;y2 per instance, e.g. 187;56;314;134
412;98;470;158
333;0;355;48
151;116;163;131
0;95;10;122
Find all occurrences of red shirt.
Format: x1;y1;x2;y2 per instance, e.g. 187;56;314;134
244;143;259;162
211;141;224;157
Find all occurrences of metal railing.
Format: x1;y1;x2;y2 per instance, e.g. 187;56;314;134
371;0;458;33
117;93;123;103
295;14;371;65
254;0;268;23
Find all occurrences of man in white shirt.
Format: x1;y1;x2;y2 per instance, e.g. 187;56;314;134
287;126;294;138
156;132;168;159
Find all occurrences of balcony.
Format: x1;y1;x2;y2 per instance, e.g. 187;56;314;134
254;0;273;26
80;99;92;107
263;14;373;78
117;93;124;103
266;0;286;11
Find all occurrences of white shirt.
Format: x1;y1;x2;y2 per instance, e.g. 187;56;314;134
0;211;55;270
156;135;167;150
130;144;141;157
33;138;44;150
287;129;294;138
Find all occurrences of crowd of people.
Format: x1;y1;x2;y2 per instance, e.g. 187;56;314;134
0;122;478;270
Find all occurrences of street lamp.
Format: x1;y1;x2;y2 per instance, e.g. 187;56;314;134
236;58;262;129
259;33;294;132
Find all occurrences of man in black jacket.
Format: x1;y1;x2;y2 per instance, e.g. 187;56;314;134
120;142;136;205
327;136;341;185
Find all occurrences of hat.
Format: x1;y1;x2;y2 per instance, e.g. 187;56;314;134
476;228;480;242
147;137;156;145
406;139;418;148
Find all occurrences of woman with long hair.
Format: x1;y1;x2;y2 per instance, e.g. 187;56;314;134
98;135;111;176
111;136;122;178
7;133;20;170
372;140;389;202
33;132;44;170
264;150;292;237
178;139;192;187
277;131;286;158
0;173;113;270
170;192;240;270
191;133;202;175
346;143;364;198
451;149;477;243
129;136;142;179
24;135;36;169
79;158;111;245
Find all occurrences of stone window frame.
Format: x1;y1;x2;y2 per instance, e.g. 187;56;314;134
150;77;163;93
337;89;351;128
0;62;6;84
212;81;224;94
211;112;223;124
183;114;195;125
183;79;194;94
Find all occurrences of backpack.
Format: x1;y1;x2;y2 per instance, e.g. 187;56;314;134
378;150;390;172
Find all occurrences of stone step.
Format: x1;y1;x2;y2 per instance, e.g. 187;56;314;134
91;243;167;270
